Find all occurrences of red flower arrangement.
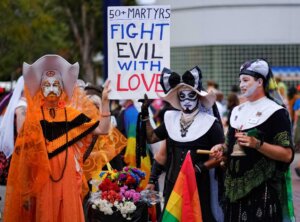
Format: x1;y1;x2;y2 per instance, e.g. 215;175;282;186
98;178;120;193
101;190;122;204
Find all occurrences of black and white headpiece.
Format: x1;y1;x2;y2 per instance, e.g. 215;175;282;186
239;58;284;105
159;66;216;110
239;59;271;82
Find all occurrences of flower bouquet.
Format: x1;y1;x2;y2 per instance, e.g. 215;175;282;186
89;166;148;220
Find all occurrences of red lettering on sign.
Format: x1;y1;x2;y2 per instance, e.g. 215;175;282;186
155;73;163;92
141;73;155;91
117;74;128;91
115;73;163;93
128;74;140;90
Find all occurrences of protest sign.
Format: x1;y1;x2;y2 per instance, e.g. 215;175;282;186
107;6;170;99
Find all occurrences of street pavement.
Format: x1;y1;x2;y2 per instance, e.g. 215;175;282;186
0;154;299;221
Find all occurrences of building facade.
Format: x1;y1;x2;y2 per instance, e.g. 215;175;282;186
155;0;300;94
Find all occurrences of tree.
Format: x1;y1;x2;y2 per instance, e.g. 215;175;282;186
0;0;136;84
55;0;136;83
56;0;103;84
0;0;71;82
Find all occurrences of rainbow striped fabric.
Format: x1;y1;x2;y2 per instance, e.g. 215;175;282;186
162;152;202;222
123;105;151;189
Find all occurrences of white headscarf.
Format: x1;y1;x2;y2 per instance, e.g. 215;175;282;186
0;76;25;157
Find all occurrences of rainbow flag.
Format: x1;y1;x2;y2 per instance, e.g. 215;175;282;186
162;152;202;222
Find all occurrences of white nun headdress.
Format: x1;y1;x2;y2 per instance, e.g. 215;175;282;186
23;54;79;99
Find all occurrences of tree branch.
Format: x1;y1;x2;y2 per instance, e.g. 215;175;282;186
64;6;83;55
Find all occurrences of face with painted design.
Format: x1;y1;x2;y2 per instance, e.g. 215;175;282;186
41;76;63;102
178;89;199;113
239;74;262;99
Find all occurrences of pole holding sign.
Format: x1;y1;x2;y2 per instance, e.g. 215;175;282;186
107;6;170;100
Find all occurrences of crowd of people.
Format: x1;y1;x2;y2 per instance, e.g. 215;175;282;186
0;55;297;222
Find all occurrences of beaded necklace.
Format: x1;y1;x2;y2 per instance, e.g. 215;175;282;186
179;108;200;137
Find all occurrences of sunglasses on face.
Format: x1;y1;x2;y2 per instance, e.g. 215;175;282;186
178;90;198;101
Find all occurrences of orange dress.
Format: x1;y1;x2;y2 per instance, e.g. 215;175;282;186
4;95;99;222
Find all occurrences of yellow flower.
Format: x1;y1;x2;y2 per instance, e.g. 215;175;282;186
111;172;118;180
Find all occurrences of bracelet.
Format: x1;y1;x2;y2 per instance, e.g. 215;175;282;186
255;139;262;150
101;112;111;117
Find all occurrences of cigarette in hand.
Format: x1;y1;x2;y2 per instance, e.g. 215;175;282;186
196;149;212;155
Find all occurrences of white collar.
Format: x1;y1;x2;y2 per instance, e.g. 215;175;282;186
164;110;216;142
230;97;283;130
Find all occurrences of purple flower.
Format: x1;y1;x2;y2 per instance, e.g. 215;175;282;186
118;173;127;181
132;193;141;202
120;185;128;195
124;167;129;172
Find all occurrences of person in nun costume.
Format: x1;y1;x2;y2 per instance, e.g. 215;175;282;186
142;66;225;222
4;54;111;222
211;59;295;222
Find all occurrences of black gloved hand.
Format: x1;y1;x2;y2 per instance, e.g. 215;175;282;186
138;94;150;119
149;160;165;185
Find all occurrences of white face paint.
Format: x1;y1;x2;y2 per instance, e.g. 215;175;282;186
178;90;198;113
239;75;259;98
41;77;62;98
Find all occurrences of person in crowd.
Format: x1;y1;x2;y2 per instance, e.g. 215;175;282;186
230;84;239;94
116;99;152;188
206;80;227;126
0;87;8;106
292;86;300;149
215;89;227;126
211;59;295;221
4;54;111;222
0;92;12;125
292;85;300;177
144;66;225;222
81;84;127;220
287;86;298;126
83;84;126;171
110;100;122;126
207;80;218;94
0;76;26;186
275;76;288;108
224;92;240;128
154;100;173;125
